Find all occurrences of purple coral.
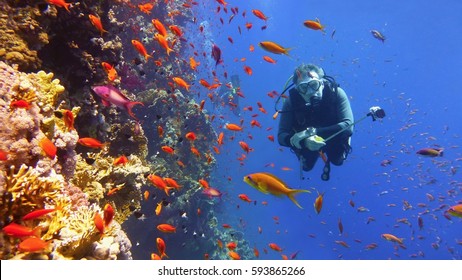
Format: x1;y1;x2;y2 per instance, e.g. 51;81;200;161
62;181;90;211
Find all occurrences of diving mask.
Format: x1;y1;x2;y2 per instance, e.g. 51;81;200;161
297;77;324;106
297;79;323;96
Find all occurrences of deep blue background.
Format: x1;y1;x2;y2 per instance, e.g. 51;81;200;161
200;0;462;259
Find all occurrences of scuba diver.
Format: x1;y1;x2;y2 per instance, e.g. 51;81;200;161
277;64;353;181
217;74;241;116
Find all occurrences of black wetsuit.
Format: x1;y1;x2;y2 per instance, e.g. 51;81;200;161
277;83;354;171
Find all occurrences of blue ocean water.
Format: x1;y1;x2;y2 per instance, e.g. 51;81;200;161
124;0;462;260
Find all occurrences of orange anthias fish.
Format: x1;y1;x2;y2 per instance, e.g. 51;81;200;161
303;18;325;33
89;14;108;36
155;202;162;216
253;246;260;258
152;19;168;37
381;233;404;244
189;57;200;71
103;203;114;227
156;237;169;259
185;132;197;141
252;9;269;21
94;212;105;234
215;0;227;6
157;125;164;137
191;147;201;158
172;76;190;91
143;190;150;201
151;253;162;260
10;99;31;109
335;240;350;248
243;65;252;75
198;179;210;189
228;251;241;260
238;194;252;203
226;241;237;251
107;186;123;196
39;137;57;159
0;149;8;161
18;237;50;252
154;33;174;56
217;132;224;146
157;223;176;233
131;39;152;61
202;187;222;199
269;243;283;252
313;191;324;214
263;56;277;64
113;155;129;166
62;109;75;130
46;0;71;12
225;123;243;131
259;41;292;56
101;62;118;82
2;222;41;238
199;100;205;112
77;137;106;149
148;174;171;196
217;239;223;249
161;145;175;154
199;79;211;88
243;172;310;208
239;141;252;153
163;177;180;190
138;3;154;14
169;25;183;37
22;207;60;221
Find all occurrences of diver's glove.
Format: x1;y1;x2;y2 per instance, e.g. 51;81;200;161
304;135;326;151
290;127;317;149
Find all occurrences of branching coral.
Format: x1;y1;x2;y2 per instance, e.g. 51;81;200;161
0;164;63;222
71;152;149;223
55;204;130;260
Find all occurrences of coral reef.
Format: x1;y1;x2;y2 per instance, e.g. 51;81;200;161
0;1;48;71
0;61;134;259
0;0;254;260
0;61;77;179
72;152;150;224
0;164;62;222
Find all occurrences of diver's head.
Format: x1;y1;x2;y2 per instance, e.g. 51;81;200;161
293;64;325;106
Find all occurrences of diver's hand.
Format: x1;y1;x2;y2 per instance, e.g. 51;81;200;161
304;135;326;151
290;128;316;149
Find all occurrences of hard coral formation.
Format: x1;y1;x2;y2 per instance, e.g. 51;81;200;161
56;205;131;260
0;1;49;71
0;164;62;222
0;61;76;177
0;62;133;259
72;152;150;224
